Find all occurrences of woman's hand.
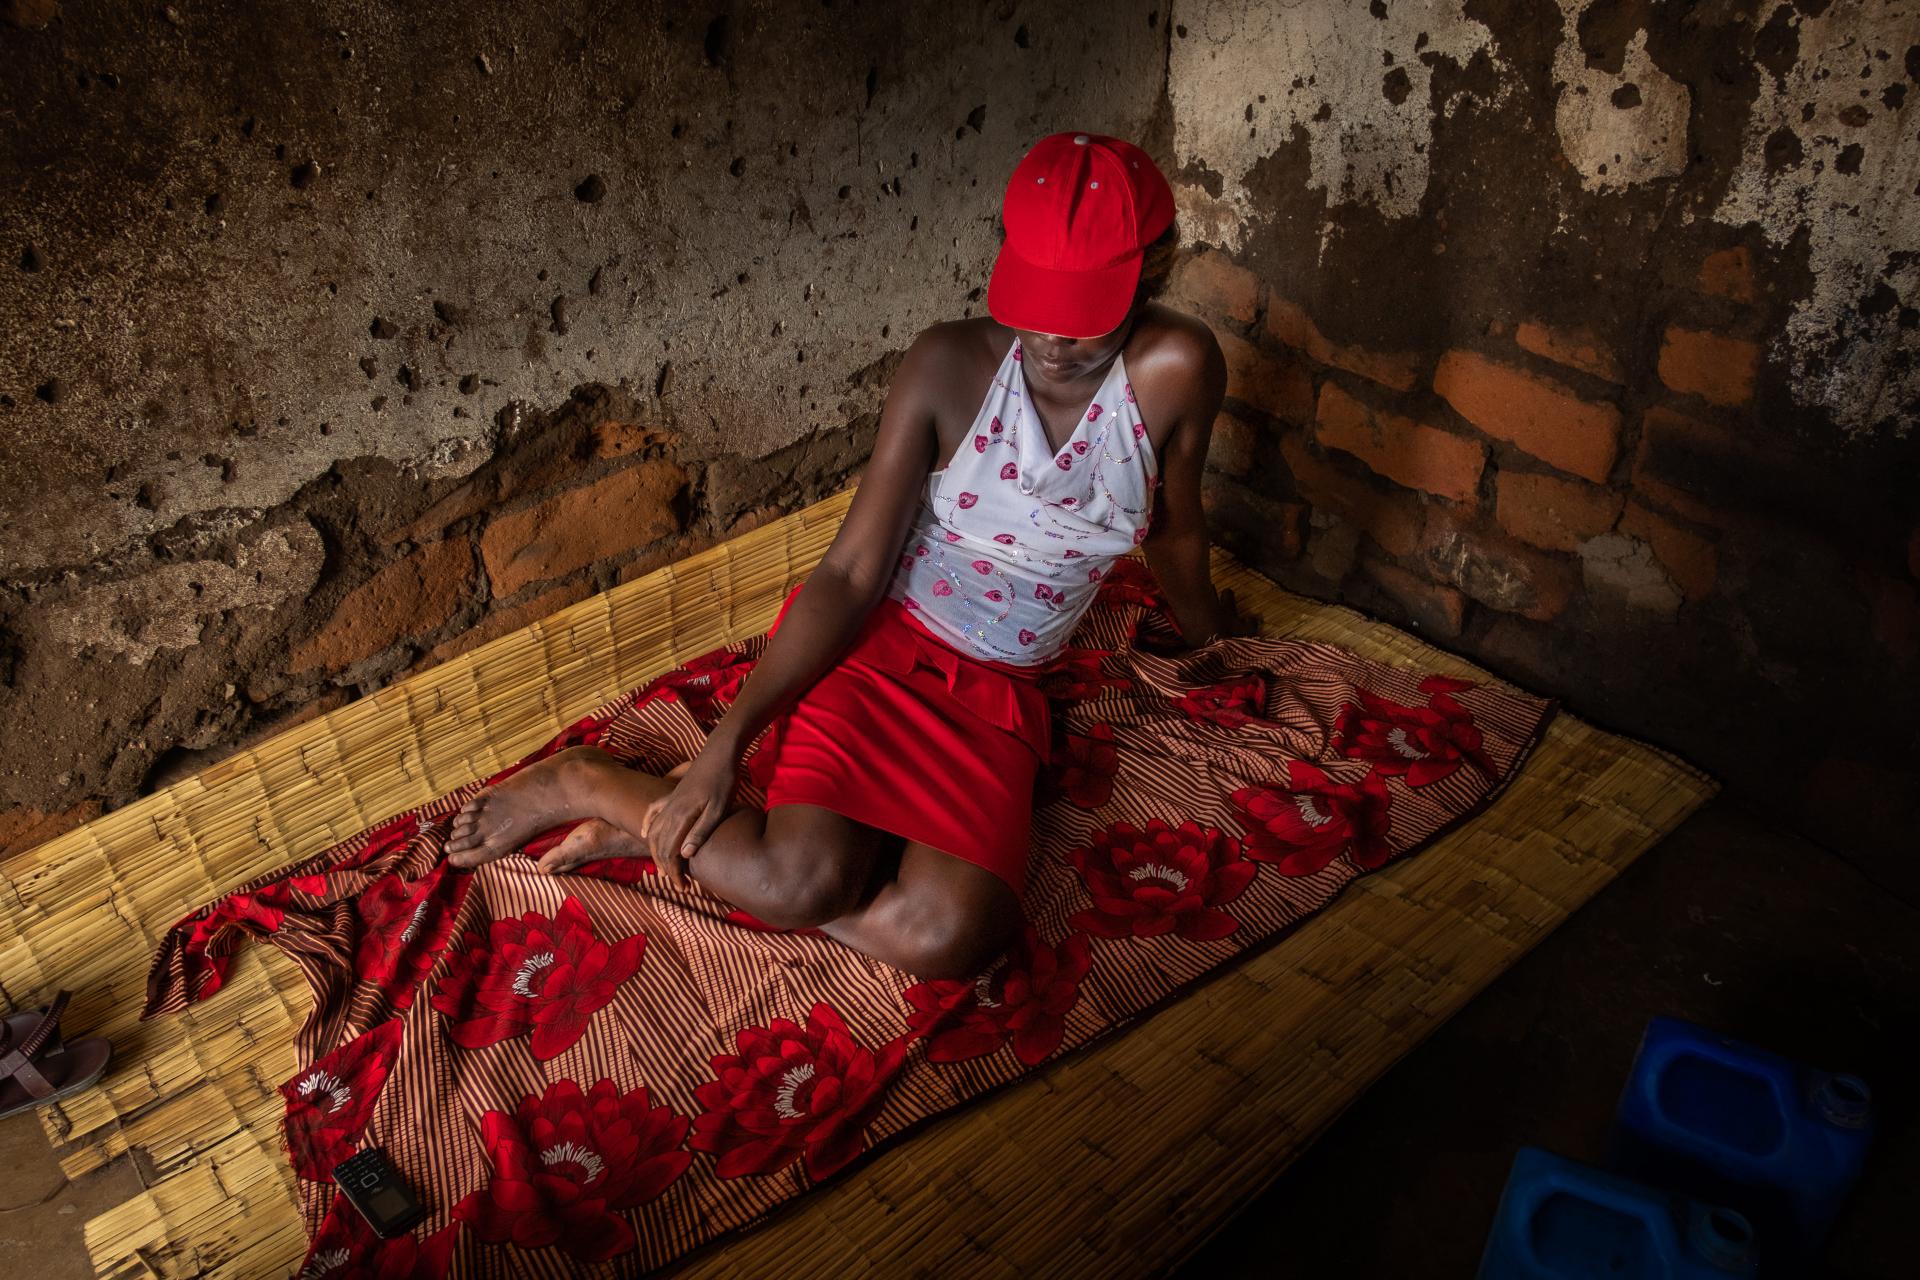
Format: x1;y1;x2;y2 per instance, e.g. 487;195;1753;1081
1141;587;1262;656
640;750;737;889
1214;587;1261;641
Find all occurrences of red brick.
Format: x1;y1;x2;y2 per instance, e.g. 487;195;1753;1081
1265;296;1422;392
1167;250;1261;326
1494;469;1625;552
1216;330;1316;423
1207;409;1259;477
1314;382;1484;503
591;420;668;459
482;460;686;596
378;449;581;546
0;800;105;863
618;533;713;586
1418;504;1576;622
1698;246;1759;305
1619;500;1717;602
422;580;595;669
1657;326;1761;408
1628;406;1740;527
382;477;492;547
291;538;473;672
1359;556;1468;638
1306;514;1362;582
1278;431;1425;558
614;506;793;589
1513;321;1624;384
1432;349;1622;484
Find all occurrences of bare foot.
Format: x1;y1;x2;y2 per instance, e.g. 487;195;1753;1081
447;746;670;869
533;817;651;875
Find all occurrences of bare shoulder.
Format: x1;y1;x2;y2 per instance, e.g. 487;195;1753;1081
1126;304;1226;439
889;318;997;404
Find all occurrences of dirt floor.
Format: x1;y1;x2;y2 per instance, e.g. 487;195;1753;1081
2;796;1911;1278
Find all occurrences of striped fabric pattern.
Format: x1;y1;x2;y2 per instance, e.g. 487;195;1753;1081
143;566;1558;1278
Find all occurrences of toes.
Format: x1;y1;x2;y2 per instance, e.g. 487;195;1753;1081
536;824;598;875
445;789;495;861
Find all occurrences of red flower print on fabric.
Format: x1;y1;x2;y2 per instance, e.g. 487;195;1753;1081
430;896;645;1061
690;1002;907;1182
1065;818;1255;942
1094;557;1163;611
454;1078;691;1264
1176;675;1268;728
1039;722;1120;810
1039;647;1132;704
294;1197;458;1280
178;869;329;1001
332;811;426;881
281;1019;404;1180
902;926;1091;1066
354;861;469;1009
646;649;753;724
1330;675;1501;787
1228;759;1395;875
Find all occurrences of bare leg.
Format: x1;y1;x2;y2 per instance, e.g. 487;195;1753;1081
446;747;680;868
449;749;1019;980
812;840;1023;980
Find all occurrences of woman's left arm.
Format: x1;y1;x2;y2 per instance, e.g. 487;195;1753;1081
1139;325;1239;648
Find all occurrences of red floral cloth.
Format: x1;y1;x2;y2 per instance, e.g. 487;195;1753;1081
143;565;1558;1277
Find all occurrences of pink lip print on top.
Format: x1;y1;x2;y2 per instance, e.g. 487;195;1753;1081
883;336;1158;665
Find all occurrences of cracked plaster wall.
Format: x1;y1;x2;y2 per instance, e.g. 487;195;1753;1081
3;0;1917;880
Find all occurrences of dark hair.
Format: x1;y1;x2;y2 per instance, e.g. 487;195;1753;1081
992;214;1184;322
1130;217;1181;311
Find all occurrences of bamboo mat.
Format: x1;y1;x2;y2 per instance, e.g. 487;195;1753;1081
0;483;1715;1279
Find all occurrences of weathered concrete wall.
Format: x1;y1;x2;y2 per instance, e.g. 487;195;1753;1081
4;1;1916;892
1163;0;1919;891
0;0;1169;842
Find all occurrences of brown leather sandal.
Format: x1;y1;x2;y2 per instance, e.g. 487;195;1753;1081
0;990;112;1119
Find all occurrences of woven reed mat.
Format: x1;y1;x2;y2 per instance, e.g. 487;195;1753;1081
1;484;1714;1279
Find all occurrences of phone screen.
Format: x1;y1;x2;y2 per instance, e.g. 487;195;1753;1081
367;1184;411;1219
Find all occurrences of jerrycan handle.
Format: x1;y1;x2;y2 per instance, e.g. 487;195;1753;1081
1515;1161;1680;1266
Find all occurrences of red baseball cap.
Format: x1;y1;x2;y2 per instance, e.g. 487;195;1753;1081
987;132;1176;340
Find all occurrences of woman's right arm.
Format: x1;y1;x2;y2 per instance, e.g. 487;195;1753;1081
634;325;955;880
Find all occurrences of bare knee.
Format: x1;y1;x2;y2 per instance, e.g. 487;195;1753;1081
896;908;1015;981
753;834;865;928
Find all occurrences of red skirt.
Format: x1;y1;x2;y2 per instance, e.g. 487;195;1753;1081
741;581;1056;895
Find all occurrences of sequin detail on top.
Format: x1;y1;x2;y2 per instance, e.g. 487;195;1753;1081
885;335;1160;665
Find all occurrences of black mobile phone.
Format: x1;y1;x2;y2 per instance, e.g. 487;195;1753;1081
331;1147;429;1239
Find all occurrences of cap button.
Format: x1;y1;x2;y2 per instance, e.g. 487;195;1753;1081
1073;134;1089;145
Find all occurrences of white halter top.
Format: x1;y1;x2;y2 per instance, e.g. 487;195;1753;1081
884;335;1160;665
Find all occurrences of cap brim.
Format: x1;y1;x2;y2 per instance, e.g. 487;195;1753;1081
987;242;1139;339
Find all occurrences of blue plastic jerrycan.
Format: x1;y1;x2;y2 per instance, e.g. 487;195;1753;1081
1609;1017;1872;1268
1477;1146;1759;1279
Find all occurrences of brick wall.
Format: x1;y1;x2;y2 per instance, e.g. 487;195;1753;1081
1167;245;1919;894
